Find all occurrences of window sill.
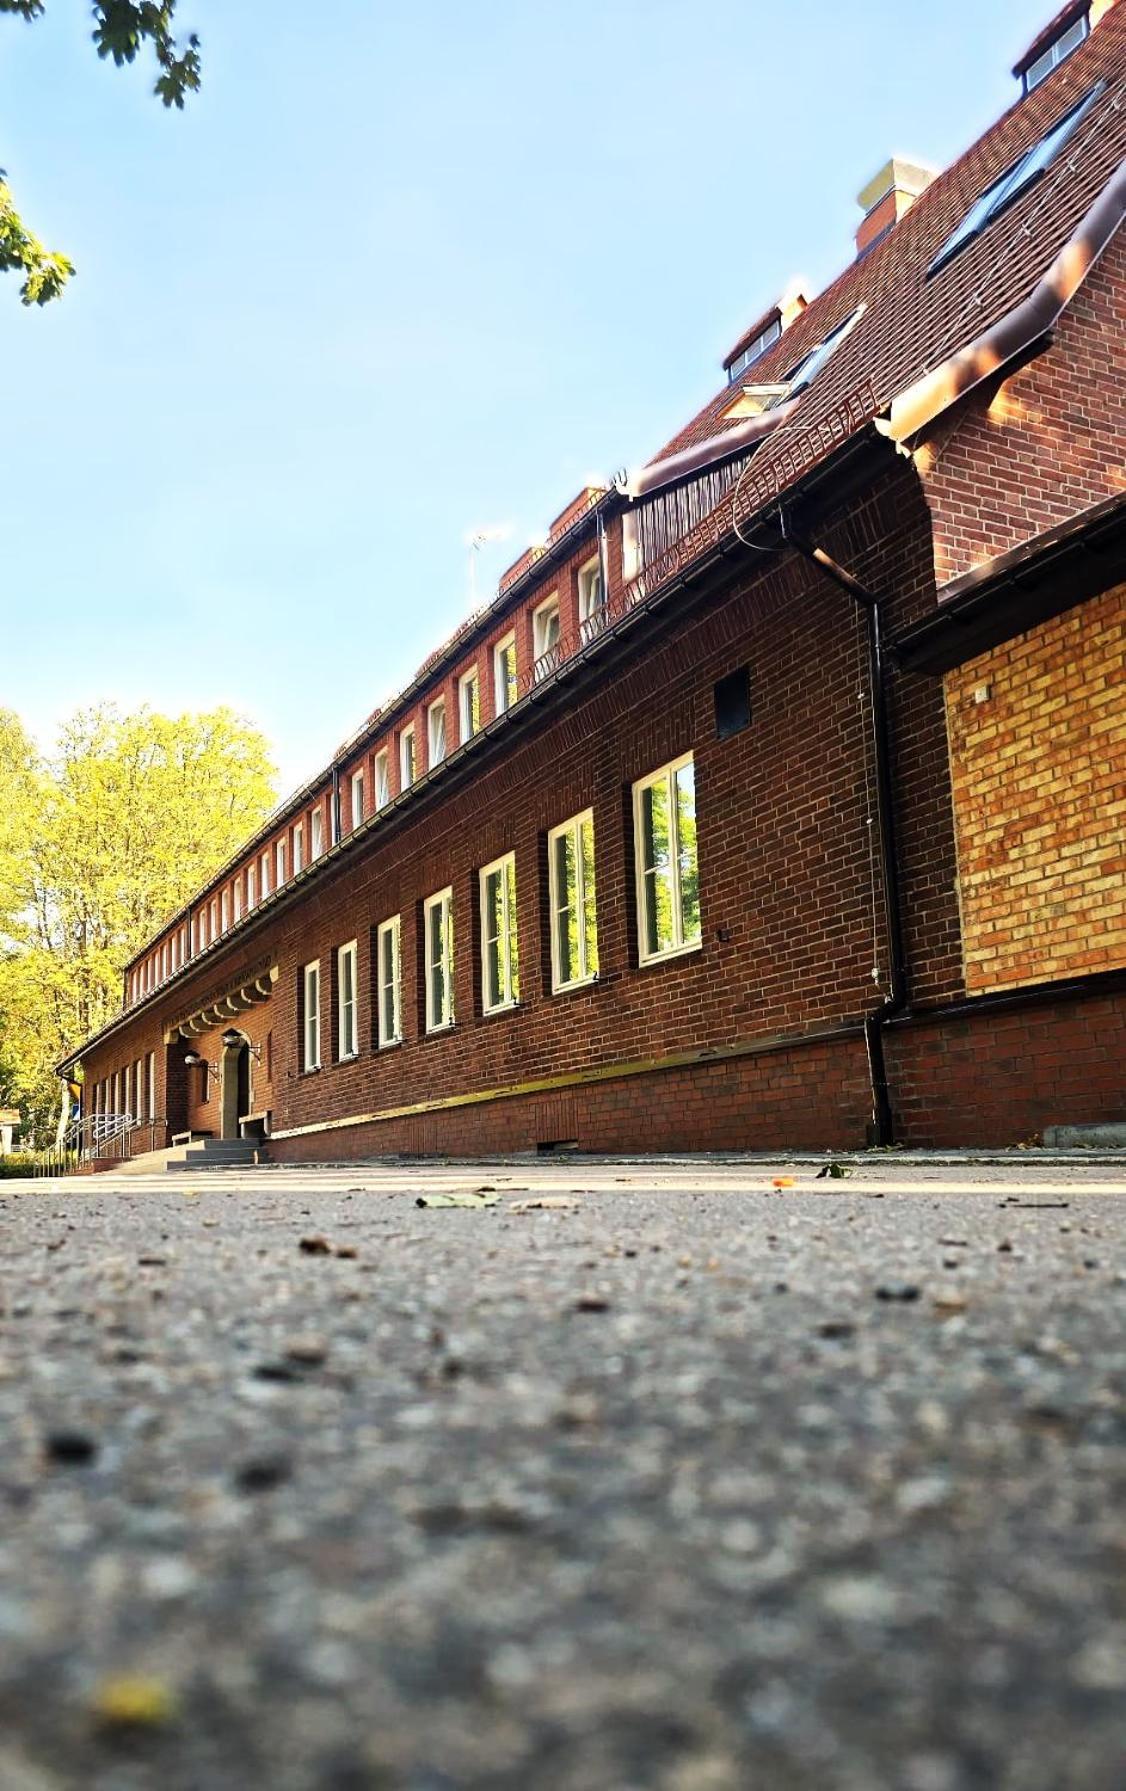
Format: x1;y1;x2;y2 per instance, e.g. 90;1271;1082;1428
423;1020;456;1039
552;974;600;997
377;1036;404;1052
336;1051;360;1066
482;999;522;1021
300;1064;323;1077
637;938;703;971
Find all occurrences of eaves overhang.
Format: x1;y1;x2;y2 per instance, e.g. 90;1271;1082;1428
892;488;1126;675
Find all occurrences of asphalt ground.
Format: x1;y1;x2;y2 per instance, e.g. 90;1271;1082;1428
0;1158;1123;1790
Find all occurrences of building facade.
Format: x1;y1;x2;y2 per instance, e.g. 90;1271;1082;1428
61;3;1126;1157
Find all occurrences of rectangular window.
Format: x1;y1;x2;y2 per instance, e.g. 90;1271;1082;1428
494;633;518;715
459;666;480;742
260;851;271;900
428;697;447;767
234;880;243;923
548;809;599;991
532;594;561;677
135;1059;145;1122
374;749;391;810
210;898;219;942
276;837;287;887
337;940;358;1060
303;960;321;1069
423;888;454;1033
633;753;701;964
147;1052;155;1121
480;852;519;1014
293;824;304;874
247;863;257;910
351;769;365;829
376;915;402;1048
311;807;324;859
578;555;605;643
400;726;416;791
221;890;230;933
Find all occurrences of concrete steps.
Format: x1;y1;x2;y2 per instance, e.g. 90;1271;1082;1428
164;1138;265;1173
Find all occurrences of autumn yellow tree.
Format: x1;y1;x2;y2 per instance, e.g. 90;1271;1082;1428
0;704;276;1137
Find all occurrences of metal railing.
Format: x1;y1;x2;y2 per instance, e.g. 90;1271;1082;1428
34;1113;169;1178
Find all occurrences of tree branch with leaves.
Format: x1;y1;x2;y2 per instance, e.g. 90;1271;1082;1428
0;1;200;303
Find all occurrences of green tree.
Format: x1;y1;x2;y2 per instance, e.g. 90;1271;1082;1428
1;1;201;304
0;703;275;1137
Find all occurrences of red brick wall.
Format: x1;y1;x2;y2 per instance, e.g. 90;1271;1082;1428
920;229;1126;589
887;989;1126;1147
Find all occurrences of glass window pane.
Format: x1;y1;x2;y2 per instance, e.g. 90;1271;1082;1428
554;830;577;985
674;760;701;946
505;858;519;1002
580;814;599;977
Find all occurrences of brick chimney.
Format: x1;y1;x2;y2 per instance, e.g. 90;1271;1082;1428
855;157;935;257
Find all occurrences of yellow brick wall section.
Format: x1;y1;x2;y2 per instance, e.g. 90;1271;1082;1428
945;584;1126;994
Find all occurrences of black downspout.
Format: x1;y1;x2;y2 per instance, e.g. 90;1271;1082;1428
782;523;910;1146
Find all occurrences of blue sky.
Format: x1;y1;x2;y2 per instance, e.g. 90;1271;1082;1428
4;0;1043;796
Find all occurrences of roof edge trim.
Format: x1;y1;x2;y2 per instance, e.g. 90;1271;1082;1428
879;151;1126;445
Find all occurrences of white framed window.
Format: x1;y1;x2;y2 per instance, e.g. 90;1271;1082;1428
578;555;605;642
276;837;287;887
633;753;702;965
337;940;358;1060
303;960;321;1070
459;666;480;742
548;809;599;991
311;806;324;859
726;315;782;383
147;1052;156;1120
494;633;518;715
293;823;304;874
135;1059;145;1122
247;863;257;910
423;887;454;1033
374;749;391;811
400;725;416;791
210;898;219;941
260;851;271;900
221;890;230;933
351;768;365;829
234;880;243;923
376;915;402;1048
1025;15;1088;92
480;852;519;1014
532;594;561;677
428;697;447;768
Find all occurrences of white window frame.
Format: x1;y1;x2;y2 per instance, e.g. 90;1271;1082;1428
400;725;416;792
311;806;324;860
578;555;605;639
135;1058;145;1122
276;837;287;887
376;915;402;1048
351;768;365;830
147;1052;156;1121
458;666;480;742
221;890;230;933
210;899;219;942
493;633;517;716
234;880;243;923
247;863;257;910
479;852;520;1015
260;851;271;900
303;960;321;1070
427;697;447;768
632;752;702;966
532;593;561;676
336;940;358;1061
293;824;304;875
548;808;598;992
374;749;391;811
423;887;454;1033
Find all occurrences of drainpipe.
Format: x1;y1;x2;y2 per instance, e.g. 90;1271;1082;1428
781;515;909;1146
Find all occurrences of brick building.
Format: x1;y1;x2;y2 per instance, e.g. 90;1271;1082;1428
60;2;1126;1158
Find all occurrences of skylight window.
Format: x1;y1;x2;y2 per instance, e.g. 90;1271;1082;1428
928;82;1104;277
1024;14;1089;95
779;305;865;400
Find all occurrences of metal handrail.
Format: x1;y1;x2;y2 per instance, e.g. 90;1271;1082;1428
33;1111;170;1179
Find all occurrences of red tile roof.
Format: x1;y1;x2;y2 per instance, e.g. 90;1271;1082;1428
651;8;1126;484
